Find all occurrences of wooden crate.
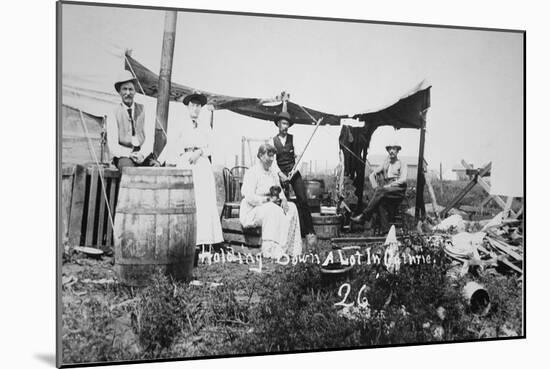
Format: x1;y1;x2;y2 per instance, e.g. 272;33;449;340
81;165;121;249
221;218;261;247
63;164;121;250
61;165;76;248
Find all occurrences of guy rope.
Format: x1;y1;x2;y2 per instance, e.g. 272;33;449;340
78;109;116;232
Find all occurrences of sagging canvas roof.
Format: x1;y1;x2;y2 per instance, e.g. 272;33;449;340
124;54;342;126
351;81;431;130
61;3;429;131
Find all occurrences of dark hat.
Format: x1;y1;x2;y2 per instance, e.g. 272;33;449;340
183;91;207;106
274;111;293;126
385;144;402;151
114;70;138;92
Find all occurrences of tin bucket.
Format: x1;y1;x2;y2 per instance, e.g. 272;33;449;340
462;281;491;315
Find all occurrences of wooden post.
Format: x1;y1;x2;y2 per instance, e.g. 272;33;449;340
415;120;427;221
153;11;178;158
68;164;87;246
439;162;443;195
241;136;246;167
100;116;106;164
424;172;440;222
210;109;214;129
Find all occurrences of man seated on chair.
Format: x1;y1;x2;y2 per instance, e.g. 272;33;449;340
106;70;158;170
351;142;407;230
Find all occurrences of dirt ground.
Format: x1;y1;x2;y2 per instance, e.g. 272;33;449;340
61;218;523;365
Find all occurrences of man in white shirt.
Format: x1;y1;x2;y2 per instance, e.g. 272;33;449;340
351;143;408;230
106;71;157;170
271;111;316;247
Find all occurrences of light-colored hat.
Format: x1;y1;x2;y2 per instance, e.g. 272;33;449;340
114;70;138;92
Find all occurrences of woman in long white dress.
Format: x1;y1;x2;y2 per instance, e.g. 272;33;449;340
239;143;302;259
158;92;223;246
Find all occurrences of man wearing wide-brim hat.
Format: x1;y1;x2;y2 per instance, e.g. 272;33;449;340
271;111;317;247
351;141;408;231
106;70;158;170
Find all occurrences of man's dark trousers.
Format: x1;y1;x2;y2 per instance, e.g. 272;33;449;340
286;170;314;237
361;184;406;221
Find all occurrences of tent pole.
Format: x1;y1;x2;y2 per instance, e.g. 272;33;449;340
153;11;177;158
415;119;427;221
210;109;214;129
241;136;246;167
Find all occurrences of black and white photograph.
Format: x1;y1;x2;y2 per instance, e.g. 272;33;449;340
56;1;525;367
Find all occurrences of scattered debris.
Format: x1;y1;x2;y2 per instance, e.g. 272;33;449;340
446;232;485;260
337;305;371;321
434;210;523;275
110;298;139;311
62;275;78;288
433;214;466;233
73;246;104;258
436;306;446;321
80;278;116;285
432;325;445;340
499;324;518;337
189;280;225;288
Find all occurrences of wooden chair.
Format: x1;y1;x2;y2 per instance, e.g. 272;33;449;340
221;167;241;220
229;165;248;201
220;166;262;248
373;187;414;236
220;166;249;219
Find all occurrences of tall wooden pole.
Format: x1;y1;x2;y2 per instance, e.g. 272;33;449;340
415;120;427;221
439;162;443;195
153;11;177;158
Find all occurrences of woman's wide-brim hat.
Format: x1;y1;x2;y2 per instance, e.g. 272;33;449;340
183;91;208;106
114;70;138;92
274;111;294;126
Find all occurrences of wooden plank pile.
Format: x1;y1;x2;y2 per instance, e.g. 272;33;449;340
442;214;523;275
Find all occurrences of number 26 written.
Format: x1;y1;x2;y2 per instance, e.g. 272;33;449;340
334;283;370;308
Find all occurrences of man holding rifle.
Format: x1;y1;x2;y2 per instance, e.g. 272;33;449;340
271;111;317;247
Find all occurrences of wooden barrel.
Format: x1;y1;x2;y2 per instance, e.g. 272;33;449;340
312;213;342;240
114;167;196;286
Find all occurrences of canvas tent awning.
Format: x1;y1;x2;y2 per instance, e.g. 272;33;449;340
125;54;342;125
351;82;431;130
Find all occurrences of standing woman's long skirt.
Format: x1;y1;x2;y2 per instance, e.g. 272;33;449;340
176;153;223;245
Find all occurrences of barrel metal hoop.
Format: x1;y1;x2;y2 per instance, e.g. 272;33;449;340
120;182;194;190
116;259;189;265
116;207;196;214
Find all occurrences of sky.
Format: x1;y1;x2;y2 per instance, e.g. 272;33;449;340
62;3;524;181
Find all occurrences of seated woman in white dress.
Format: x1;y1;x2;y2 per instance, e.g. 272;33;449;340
157;91;223;247
239;143;302;259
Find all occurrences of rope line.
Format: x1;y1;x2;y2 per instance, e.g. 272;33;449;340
78;109;116;232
